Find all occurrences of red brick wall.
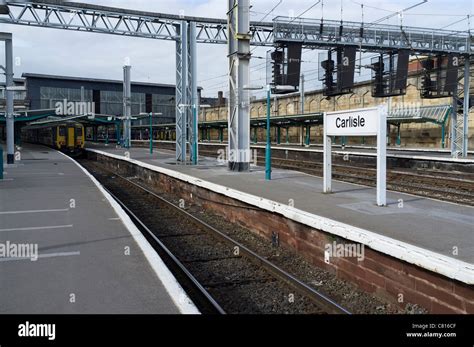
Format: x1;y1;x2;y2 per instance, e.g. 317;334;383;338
96;153;474;314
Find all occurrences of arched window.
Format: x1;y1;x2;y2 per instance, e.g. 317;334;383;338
309;99;318;112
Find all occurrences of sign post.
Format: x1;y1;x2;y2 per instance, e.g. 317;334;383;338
323;105;388;206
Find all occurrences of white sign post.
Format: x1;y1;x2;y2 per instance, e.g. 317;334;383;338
323;105;388;206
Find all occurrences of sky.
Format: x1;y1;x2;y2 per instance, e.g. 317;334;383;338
0;0;473;98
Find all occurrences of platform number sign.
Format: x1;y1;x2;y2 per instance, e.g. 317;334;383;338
323;105;388;206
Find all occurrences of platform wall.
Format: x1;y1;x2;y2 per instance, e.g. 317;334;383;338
89;150;474;314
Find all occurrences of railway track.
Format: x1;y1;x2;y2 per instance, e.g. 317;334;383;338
198;149;474;206
79;159;350;315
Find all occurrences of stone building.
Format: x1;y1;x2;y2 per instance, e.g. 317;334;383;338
201;64;473;149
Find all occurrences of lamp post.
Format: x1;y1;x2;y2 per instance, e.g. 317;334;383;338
140;112;162;154
265;85;272;180
243;84;294;180
243;84;272;180
192;103;198;165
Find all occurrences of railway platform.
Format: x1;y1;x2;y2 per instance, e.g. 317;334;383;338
86;142;474;313
0;143;197;314
108;140;474;163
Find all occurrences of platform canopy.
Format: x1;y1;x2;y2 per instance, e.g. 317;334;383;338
388;104;452;124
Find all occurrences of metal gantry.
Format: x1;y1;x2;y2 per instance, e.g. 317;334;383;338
0;0;274;45
0;1;472;160
451;57;471;158
228;0;251;171
273;17;473;54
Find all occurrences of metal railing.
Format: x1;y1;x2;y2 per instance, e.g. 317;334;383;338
274;17;472;54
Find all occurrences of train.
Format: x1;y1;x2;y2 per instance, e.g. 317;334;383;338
22;121;85;156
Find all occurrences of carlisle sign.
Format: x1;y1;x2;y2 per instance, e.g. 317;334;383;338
326;108;379;137
323;105;388;206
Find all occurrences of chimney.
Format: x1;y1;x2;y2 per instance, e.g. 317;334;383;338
218;91;224;106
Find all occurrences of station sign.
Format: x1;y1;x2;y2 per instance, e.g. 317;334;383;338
323;105;388;206
325;108;379;137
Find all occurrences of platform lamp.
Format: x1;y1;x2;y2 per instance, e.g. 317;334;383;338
139;112;162;154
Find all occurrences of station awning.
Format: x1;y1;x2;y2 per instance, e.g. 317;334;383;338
388;104;452;124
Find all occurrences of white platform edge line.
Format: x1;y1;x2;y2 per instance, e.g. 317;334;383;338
248;146;474;163
89;148;474;285
59;151;200;314
99;141;474;163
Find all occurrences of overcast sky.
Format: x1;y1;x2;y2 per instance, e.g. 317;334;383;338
0;0;473;98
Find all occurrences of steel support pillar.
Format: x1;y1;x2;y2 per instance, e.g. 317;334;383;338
463;58;470;158
228;0;251;171
175;21;197;163
189;22;199;165
176;21;188;161
2;33;14;164
122;65;131;148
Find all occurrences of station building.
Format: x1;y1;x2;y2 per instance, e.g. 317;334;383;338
0;73;219;142
201;61;474;150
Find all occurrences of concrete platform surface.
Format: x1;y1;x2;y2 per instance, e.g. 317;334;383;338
87;143;474;284
0;144;195;314
130;140;474;163
205;142;474;162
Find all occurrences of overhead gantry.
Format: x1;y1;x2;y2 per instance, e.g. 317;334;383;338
0;0;472;164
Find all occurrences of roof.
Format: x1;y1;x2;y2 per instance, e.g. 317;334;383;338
0;78;25;86
22;73;179;89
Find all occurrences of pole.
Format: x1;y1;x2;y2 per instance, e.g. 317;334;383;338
190;22;199;165
300;73;305;114
396;124;401;147
228;0;251;171
192;106;198;164
123;65;132;149
5;34;14;164
0;147;3;179
266;85;272;180
463;57;470;157
377;105;387;207
323;112;332;193
149;113;153;154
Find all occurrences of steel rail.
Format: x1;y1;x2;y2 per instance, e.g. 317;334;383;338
108;170;351;315
102;184;226;315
